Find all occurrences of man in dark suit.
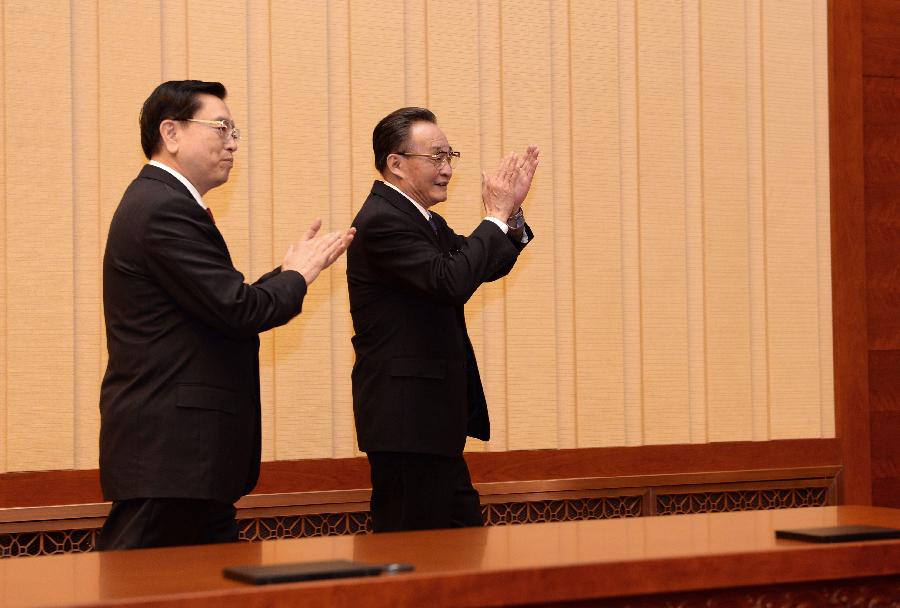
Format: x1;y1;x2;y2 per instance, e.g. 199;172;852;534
348;107;538;532
98;80;354;550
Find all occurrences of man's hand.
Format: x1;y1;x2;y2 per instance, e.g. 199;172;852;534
512;145;540;208
482;146;540;222
282;219;356;286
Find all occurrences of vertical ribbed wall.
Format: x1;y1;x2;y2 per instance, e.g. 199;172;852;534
0;0;832;471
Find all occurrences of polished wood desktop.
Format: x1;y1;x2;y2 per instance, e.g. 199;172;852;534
4;506;900;607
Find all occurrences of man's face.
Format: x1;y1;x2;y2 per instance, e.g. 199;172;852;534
173;93;238;195
394;121;453;209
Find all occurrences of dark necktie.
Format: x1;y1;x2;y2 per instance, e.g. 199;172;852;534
427;215;437;234
205;206;216;224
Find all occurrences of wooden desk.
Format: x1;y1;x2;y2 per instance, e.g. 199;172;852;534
3;506;900;607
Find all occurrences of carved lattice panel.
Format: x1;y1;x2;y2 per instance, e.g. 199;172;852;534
483;496;644;526
593;576;900;607
656;487;828;516
0;484;832;558
0;528;98;558
239;512;372;542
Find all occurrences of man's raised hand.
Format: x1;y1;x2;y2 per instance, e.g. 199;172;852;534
282;220;356;286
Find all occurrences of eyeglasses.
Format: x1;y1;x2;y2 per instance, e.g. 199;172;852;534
183;118;241;142
398;148;460;169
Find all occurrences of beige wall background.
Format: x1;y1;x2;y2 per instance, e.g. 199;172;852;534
0;0;832;473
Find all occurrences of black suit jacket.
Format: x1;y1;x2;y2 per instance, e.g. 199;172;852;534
99;164;308;504
347;181;532;456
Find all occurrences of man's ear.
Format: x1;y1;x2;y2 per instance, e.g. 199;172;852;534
159;119;179;154
385;153;405;181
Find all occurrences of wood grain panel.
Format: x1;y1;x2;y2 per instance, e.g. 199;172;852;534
869;350;900;413
873;478;900;508
864;77;900;350
862;0;900;78
828;0;871;504
870;411;900;508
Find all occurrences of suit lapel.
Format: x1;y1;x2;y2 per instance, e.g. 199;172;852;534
429;212;452;254
372;181;441;248
139;164;232;260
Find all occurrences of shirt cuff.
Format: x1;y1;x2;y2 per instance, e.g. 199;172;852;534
484;216;509;234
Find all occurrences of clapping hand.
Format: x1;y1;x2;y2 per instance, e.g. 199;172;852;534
482;146;540;222
282;219;356;286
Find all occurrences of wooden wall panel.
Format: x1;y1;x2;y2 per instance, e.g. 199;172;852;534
862;0;900;78
829;0;870;505
683;0;704;445
869;351;900;504
864;78;900;350
190;0;251;271
4;3;75;470
475;0;508;452
0;1;833;472
96;0;162;405
0;438;840;509
863;75;900;508
501;0;558;451
326;0;358;459
428;0;488;454
0;0;6;473
618;0;643;448
160;0;187;79
746;0;770;442
814;3;835;439
270;1;335;459
762;0;825;439
246;0;276;460
701;0;752;442
549;0;577;450
637;0;690;444
570;0;626;448
72;1;102;469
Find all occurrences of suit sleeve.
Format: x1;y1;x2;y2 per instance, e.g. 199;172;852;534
141;199;307;338
362;212;521;307
455;222;534;283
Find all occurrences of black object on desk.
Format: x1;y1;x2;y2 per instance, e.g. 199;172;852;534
223;559;413;585
775;525;900;543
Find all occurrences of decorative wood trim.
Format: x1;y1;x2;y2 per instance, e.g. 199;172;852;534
0;439;841;510
0;476;837;557
555;575;900;608
829;0;872;505
0;465;841;528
